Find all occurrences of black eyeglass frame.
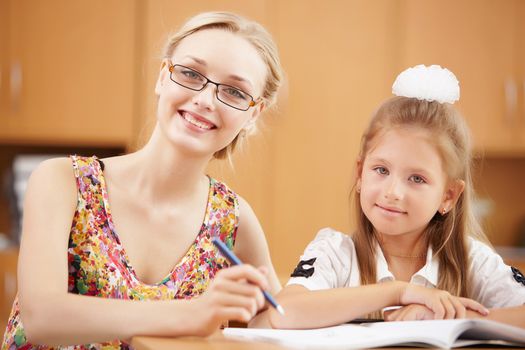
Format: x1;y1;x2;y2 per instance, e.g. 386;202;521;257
168;63;261;111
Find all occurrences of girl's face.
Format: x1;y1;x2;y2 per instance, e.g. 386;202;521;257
154;29;267;157
358;127;458;240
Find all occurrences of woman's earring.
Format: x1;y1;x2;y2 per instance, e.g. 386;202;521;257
441;208;447;215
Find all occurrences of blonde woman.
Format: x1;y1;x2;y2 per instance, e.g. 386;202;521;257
2;11;283;349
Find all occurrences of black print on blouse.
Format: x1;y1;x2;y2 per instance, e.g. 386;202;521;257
511;267;525;286
290;258;317;278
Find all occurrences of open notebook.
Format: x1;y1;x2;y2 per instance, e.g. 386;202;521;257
224;319;525;349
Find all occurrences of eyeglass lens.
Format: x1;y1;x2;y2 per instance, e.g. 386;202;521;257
170;65;255;111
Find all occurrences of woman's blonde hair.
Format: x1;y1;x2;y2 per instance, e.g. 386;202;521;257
162;11;283;159
352;96;489;306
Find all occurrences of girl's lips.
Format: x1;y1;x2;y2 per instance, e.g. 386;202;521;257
376;204;407;214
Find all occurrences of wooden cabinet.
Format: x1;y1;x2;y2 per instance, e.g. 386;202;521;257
0;249;17;331
0;1;137;147
399;0;525;156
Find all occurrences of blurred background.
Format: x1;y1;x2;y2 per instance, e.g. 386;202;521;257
1;0;524;329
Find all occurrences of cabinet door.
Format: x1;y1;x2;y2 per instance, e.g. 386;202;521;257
1;0;136;147
400;0;522;155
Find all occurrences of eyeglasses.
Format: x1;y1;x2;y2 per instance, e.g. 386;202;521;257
168;63;260;111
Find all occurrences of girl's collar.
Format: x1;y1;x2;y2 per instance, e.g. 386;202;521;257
375;243;439;286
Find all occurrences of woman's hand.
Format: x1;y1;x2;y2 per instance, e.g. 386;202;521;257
188;264;269;336
399;284;489;320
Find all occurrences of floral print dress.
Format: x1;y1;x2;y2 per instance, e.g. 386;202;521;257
2;155;238;350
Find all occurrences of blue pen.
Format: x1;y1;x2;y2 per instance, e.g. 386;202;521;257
211;237;285;315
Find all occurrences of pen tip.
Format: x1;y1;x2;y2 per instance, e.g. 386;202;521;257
277;305;285;316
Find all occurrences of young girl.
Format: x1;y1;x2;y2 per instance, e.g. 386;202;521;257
269;65;525;329
2;11;283;349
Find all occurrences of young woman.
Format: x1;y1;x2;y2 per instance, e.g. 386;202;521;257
2;11;283;349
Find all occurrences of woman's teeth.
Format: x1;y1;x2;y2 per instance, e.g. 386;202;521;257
182;112;214;130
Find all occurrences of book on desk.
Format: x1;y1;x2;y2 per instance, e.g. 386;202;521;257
223;319;525;349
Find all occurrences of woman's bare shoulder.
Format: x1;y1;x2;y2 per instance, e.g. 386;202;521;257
27;157;77;200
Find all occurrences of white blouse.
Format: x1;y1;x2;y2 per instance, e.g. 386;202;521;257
287;227;525;308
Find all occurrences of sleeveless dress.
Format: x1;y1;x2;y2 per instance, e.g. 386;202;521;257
2;155;238;350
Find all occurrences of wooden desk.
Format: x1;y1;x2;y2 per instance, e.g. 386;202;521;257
132;331;286;350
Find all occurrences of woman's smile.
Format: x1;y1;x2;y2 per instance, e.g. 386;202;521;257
179;110;217;131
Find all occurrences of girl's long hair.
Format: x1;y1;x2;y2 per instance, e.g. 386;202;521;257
353;96;489;302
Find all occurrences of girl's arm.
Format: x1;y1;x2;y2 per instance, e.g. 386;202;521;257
467;306;525;328
386;304;525;329
465;239;525;328
18;159;268;345
234;196;281;295
269;283;402;328
269;282;488;329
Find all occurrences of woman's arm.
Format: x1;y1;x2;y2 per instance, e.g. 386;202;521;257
18;159;268;345
234;196;281;295
234;196;282;329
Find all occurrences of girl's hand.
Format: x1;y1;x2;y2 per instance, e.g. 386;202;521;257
384;304;434;321
189;264;269;336
400;284;489;319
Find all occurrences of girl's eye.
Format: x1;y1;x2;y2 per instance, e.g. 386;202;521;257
374;167;388;175
410;175;426;184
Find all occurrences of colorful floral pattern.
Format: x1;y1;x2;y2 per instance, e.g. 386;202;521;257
2;156;238;349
